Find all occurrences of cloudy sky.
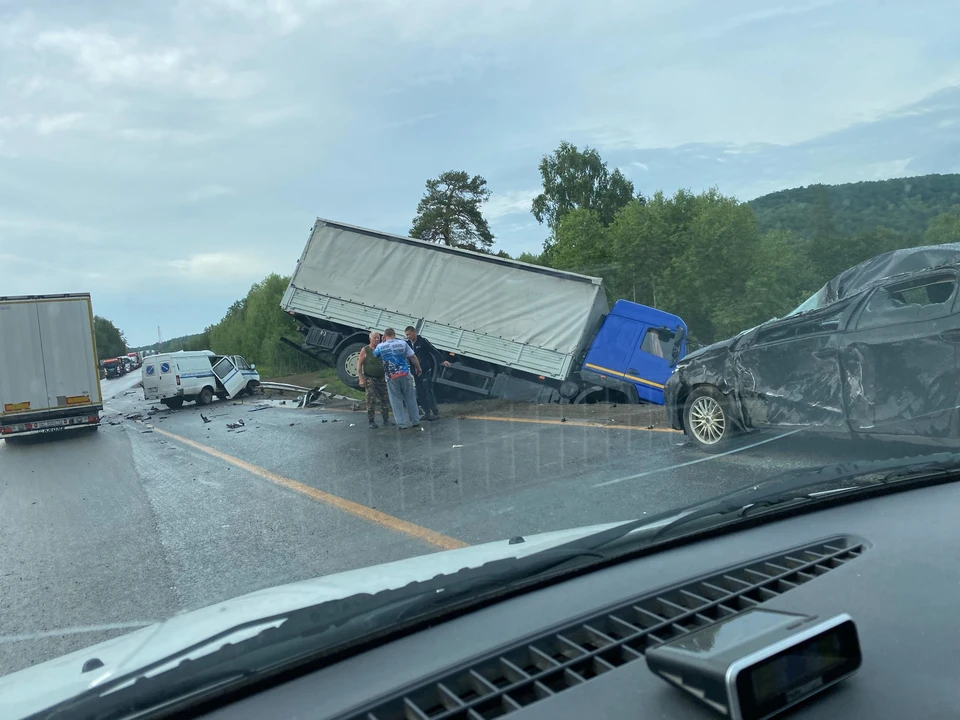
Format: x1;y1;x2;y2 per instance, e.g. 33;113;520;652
1;0;958;346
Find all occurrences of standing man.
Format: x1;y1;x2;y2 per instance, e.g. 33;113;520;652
404;326;450;421
357;331;391;429
373;328;422;430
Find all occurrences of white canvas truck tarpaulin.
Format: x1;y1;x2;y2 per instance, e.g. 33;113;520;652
282;219;610;381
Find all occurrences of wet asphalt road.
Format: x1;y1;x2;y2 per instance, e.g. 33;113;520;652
0;373;917;677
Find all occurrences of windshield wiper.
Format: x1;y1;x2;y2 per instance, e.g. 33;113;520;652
40;453;960;720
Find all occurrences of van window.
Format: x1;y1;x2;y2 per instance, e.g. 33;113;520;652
235;357;250;370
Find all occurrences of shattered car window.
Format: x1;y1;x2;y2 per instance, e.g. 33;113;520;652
856;274;957;330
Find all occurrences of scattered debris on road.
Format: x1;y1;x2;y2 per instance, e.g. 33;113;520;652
248;405;269;413
452;444;464;448
226;420;245;429
201;414;211;424
125;413;144;421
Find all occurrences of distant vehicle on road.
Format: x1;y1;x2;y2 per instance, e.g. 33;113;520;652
0;293;102;440
102;358;123;379
666;243;960;451
141;350;260;409
126;352;142;369
121;357;133;374
280;218;687;405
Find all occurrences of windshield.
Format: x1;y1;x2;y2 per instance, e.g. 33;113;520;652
2;0;958;715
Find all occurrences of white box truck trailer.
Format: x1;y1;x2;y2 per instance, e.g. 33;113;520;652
0;293;103;440
280;219;688;405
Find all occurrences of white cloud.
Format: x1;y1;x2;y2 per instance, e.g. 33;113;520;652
245;106;305;127
36;112;85;135
168;251;260;278
120;128;213;145
32;28;261;98
483;189;539;220
186;185;235;202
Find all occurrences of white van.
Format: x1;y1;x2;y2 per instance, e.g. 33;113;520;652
141;350;260;409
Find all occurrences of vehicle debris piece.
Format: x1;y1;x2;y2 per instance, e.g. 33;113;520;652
452;444;464;448
248;405;269;413
201;414;211;424
226;419;245;429
125;413;143;421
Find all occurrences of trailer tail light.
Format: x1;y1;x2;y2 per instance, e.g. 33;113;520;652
176;375;181;386
88;415;99;424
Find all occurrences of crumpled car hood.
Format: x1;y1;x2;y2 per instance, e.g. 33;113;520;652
0;520;636;719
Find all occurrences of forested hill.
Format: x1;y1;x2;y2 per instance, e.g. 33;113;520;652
749;173;960;239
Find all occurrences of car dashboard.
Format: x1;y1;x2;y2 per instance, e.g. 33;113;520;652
207;480;960;720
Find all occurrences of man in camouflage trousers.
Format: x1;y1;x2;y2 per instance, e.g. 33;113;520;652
357;331;391;429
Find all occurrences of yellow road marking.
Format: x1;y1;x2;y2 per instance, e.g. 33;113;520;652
462;415;682;433
150;426;468;551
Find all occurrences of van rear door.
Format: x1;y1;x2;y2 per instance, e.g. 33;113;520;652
211;356;246;398
142;358;160;399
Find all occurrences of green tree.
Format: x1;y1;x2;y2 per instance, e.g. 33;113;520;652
410;170;494;251
531;141;636;232
516;251;544;265
93;316;127;360
658;189;765;341
208;274;320;377
924;208;960;244
543;209;613;278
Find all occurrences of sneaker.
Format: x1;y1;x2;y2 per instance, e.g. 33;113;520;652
411;423;420;428
398;425;409;431
368;420;378;429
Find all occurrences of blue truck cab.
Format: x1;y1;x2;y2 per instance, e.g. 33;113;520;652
581;300;688;405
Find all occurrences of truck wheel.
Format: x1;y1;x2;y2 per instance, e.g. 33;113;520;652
162;397;184;409
215;391;228;400
246;380;261;396
336;343;366;389
196;387;214;406
683;386;732;453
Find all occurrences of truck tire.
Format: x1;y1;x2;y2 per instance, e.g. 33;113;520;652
196;386;214;406
246;380;261;396
683;386;732;453
336;342;366;389
162;397;184;409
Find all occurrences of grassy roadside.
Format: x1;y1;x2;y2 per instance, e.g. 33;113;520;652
262;369;365;401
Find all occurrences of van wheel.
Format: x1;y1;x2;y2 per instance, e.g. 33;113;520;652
162;397;184;409
246;380;261;396
196;387;214;406
215;391;228;400
336;343;366;389
683;386;732;453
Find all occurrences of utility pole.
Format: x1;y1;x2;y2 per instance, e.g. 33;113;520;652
157;326;163;352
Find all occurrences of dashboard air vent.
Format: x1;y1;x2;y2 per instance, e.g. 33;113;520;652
344;535;866;720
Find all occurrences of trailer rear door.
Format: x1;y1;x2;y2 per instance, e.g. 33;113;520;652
0;300;48;414
36;298;101;409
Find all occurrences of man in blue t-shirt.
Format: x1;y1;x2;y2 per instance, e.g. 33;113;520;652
373;327;422;429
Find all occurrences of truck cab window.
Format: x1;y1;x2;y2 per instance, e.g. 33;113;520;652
641;328;675;359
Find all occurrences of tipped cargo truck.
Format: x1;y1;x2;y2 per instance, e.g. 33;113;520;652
0;293;103;440
280;219;688;405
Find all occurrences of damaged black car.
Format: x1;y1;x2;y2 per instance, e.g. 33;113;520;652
665;243;960;451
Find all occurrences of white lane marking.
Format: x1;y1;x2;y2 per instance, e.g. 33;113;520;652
0;621;155;644
592;429;805;488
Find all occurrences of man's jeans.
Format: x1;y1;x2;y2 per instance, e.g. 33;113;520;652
386;375;420;428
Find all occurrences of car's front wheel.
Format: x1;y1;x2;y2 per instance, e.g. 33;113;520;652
683;386;731;452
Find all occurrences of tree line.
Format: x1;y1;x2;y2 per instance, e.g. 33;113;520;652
409;143;960;346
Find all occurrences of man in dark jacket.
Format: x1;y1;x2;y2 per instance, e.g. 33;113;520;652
405;326;450;421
